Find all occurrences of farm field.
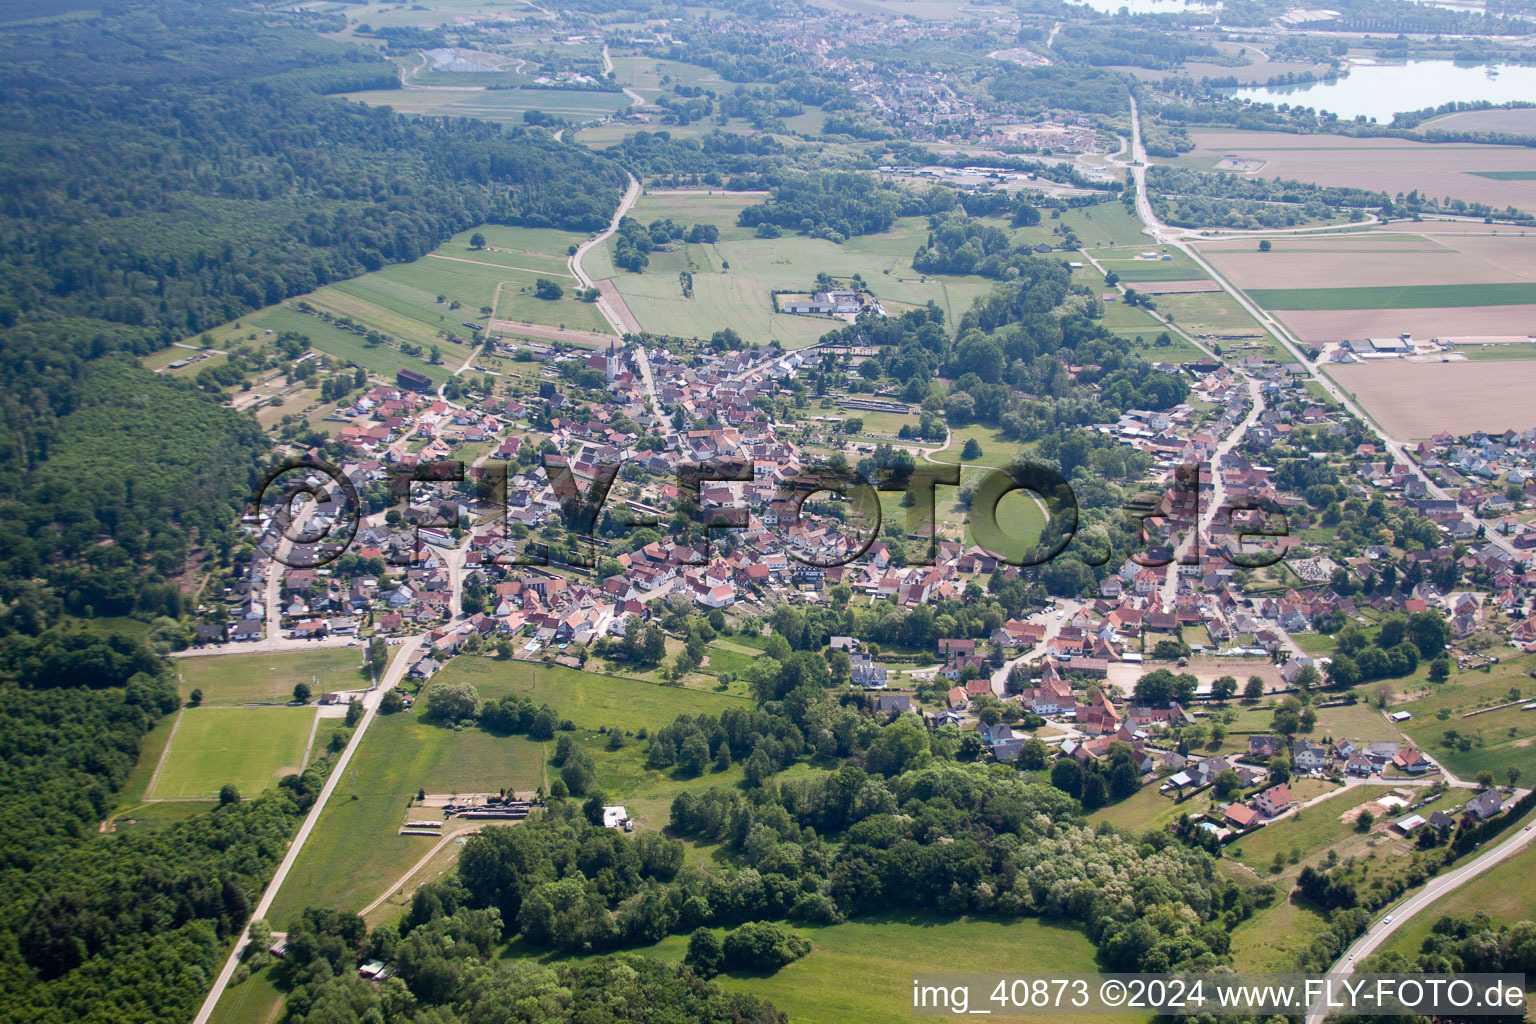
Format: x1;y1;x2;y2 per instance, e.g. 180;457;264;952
1421;107;1536;135
1161;130;1536;210
182;219;625;385
338;87;632;125
1197;230;1536;291
579;914;1144;1024
1326;360;1536;437
148;707;317;801
1247;283;1536;311
1278;304;1536;345
176;648;369;705
592;201;1000;347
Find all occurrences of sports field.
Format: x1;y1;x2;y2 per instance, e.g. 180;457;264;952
1328;360;1536;437
148;707;317;800
178;648;368;705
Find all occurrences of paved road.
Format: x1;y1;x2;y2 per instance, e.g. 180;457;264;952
1160;376;1264;610
1305;813;1536;1024
989;599;1083;697
568;171;641;337
601;44;645;107
191;631;429;1024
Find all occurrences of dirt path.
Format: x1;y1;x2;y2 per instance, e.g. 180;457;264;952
358;825;482;918
487;318;615;347
144;708;186;800
427;253;573;277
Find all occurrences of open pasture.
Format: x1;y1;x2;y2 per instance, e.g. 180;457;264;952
1328;360;1536;437
600;913;1141;1024
595;203;1000;346
148;707;316;801
1166;130;1536;211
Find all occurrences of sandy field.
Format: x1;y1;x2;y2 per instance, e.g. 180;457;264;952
1177;131;1536;210
1328;360;1536;438
1421;107;1536;136
1276;304;1536;344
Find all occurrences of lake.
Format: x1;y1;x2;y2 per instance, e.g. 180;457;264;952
1228;60;1536;123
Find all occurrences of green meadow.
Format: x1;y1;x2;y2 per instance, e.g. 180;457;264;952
591;200;1002;347
176;648;369;705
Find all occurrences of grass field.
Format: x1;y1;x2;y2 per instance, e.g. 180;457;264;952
1228;887;1330;971
1149;287;1274;341
177;648;369;705
148;707;317;801
209;964;285;1024
271;662;755;924
1248;283;1536;311
592;202;1000;347
1459;342;1536;360
1090;247;1207;283
1228;785;1383;871
565;913;1141;1024
434;656;752;730
339;88;632;125
1469;170;1536;181
267;711;548;924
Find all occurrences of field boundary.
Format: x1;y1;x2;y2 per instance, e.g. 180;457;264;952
144;707;186;801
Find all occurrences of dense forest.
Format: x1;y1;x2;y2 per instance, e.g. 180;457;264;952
0;656;339;1024
0;0;628;627
0;1;627;1020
